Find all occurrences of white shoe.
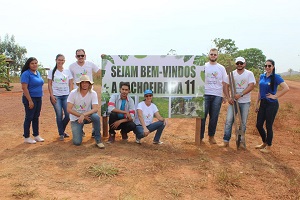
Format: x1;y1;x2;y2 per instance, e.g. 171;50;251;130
136;138;141;144
24;137;36;144
34;136;45;142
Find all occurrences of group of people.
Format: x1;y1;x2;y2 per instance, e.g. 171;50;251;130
20;49;166;149
201;48;289;153
20;48;290;153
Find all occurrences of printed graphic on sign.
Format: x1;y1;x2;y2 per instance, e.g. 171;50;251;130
101;55;205;118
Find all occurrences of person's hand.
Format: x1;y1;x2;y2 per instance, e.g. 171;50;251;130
234;93;242;100
222;98;227;104
50;95;57;104
163;119;168;126
143;127;150;137
78;114;85;124
255;105;259;113
266;93;278;100
110;120;122;130
28;100;34;109
228;97;234;105
126;112;132;121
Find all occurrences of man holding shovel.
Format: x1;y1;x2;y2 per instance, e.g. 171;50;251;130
219;57;255;149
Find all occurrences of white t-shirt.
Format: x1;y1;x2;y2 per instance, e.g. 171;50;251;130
134;101;158;126
204;62;227;97
48;69;73;96
69;61;100;88
225;69;256;103
67;89;98;121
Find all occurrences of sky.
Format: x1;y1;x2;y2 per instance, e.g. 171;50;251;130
1;0;300;73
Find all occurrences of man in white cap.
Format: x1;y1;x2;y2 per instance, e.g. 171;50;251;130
219;57;256;148
67;75;105;149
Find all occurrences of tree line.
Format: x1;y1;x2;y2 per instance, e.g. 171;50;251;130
1;34;268;81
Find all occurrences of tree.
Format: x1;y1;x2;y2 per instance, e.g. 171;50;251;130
235;48;266;73
0;54;7;80
213;38;238;55
288;68;293;76
0;34;27;76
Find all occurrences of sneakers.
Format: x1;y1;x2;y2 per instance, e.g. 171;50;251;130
260;146;270;153
64;133;70;138
218;141;229;147
153;141;163;145
136;138;141;144
96;142;105;149
24;137;36;144
59;135;64;141
34;136;44;142
209;136;217;144
106;134;115;143
255;143;267;149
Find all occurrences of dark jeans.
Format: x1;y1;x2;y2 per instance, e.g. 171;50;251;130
200;95;223;139
134;121;165;141
109;112;136;136
22;96;42;138
256;99;279;146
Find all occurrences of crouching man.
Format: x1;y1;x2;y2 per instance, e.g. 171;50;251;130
67;75;105;149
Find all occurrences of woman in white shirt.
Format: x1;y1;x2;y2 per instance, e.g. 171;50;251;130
134;89;167;144
48;54;73;141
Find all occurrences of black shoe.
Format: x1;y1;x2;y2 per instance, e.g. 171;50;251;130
121;132;128;140
107;134;115;143
64;133;70;138
92;131;95;138
82;131;85;137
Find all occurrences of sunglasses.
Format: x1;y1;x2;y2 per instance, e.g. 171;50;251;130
210;53;217;56
145;95;153;97
236;62;244;65
264;64;272;68
76;55;85;58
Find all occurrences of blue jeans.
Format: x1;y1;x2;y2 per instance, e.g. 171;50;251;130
22;96;42;138
200;95;223;139
51;95;70;136
223;102;250;142
71;113;101;145
134;121;165;141
256;99;279;146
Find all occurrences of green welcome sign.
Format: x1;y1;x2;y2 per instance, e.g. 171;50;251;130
101;55;205;118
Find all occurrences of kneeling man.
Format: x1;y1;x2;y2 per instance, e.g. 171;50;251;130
67;75;105;149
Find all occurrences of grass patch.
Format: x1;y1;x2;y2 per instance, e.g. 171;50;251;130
215;168;241;197
87;164;119;177
12;188;37;199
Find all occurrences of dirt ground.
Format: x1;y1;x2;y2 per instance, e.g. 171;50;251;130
0;80;299;200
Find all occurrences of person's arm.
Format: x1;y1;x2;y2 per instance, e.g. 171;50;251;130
69;78;73;91
137;109;150;136
154;111;167;125
48;79;56;104
21;83;34;109
255;90;261;113
267;82;289;100
234;83;255;100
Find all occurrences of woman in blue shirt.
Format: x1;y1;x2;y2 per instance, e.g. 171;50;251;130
21;57;45;144
255;59;289;153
